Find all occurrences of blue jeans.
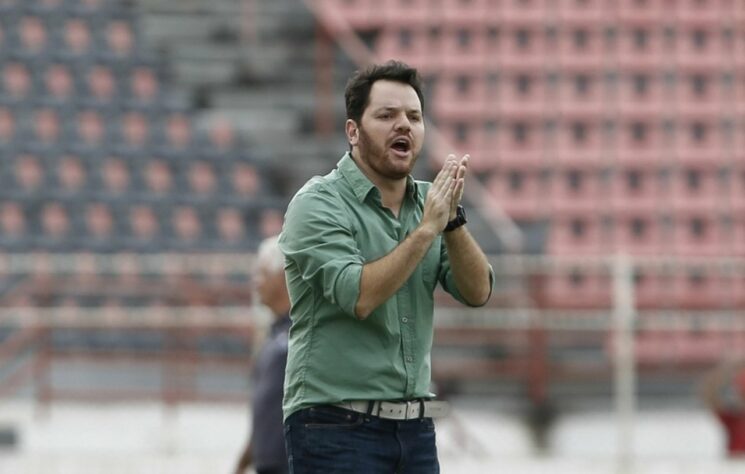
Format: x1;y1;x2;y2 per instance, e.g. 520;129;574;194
284;405;439;474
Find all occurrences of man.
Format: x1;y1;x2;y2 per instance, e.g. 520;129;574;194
700;357;745;457
234;235;291;474
278;60;493;473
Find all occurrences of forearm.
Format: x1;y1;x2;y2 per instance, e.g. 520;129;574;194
444;226;491;306
355;226;437;319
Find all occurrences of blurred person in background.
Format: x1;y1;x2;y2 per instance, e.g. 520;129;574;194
278;60;493;473
700;357;745;457
234;235;291;474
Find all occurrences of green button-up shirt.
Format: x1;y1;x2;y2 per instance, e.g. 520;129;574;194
278;153;493;420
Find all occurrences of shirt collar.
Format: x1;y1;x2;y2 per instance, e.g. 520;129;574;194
337;152;419;204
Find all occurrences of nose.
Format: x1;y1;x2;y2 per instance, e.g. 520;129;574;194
394;113;411;132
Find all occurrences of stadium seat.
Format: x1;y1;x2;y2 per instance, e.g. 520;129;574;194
672;212;723;256
617;70;665;116
486;162;546;220
674;24;725;69
557;0;604;23
547;213;605;255
554;166;605;213
500;0;550;23
42;62;76;102
83;201;116;243
55;154;88;195
17;14;49;56
557;72;603;117
36;201;73;249
83;63;118;105
557;24;604;70
613;213;665;255
214;206;248;249
169;205;204;249
117;110;151;150
0;104;17;144
125;204;161;249
670;165;721;212
1;61;32;99
185;160;217;199
0;200;30;251
98;155;132;197
12;152;46;194
609;166;659;214
61;16;93;57
141;159;174;198
542;270;611;309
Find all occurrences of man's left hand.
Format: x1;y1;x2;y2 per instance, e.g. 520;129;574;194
448;154;469;220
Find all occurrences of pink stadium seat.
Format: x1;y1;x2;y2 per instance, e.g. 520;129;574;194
617;26;665;69
674;70;723;116
375;29;434;73
609;166;659;214
84;203;115;241
498;25;554;69
18;15;48;54
0;201;27;240
547;213;605;255
674;0;725;26
617;71;665;116
557;25;604;69
617;0;665;23
673;118;724;163
143;159;174;196
670;164;721;212
432;73;487;119
128;205;159;242
557;72;604;117
733;165;745;215
43;63;75;101
497;69;549;117
616;116;663;163
321;0;379;30
187;160;217;196
75;109;106;147
216;207;246;245
120;111;150;149
14;153;45;193
0;106;16;143
100;156;131;195
2;61;32;99
380;0;436;27
440;0;489;25
549;166;604;214
63;17;92;56
554;118;604;165
613;213;664;255
557;0;604;23
500;0;550;23
56;155;87;193
672;212;722;256
439;24;489;71
486;162;546;220
85;64;117;104
33;106;62;145
542;271;611;309
674;24;725;69
171;206;202;244
104;19;135;57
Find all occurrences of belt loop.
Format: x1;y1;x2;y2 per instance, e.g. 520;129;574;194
366;400;374;416
418;399;425;419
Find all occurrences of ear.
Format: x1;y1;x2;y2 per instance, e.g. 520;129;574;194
345;119;359;147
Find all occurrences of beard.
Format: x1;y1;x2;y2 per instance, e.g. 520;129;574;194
357;126;417;180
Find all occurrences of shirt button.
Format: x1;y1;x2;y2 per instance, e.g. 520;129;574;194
406;356;413;362
402;317;408;323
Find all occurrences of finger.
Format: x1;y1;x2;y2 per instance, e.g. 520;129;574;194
432;161;456;194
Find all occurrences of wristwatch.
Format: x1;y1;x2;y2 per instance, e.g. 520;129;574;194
444;205;467;232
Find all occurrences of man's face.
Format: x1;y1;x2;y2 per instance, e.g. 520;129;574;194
352;80;424;181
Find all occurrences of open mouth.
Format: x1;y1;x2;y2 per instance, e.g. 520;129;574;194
390;137;411;154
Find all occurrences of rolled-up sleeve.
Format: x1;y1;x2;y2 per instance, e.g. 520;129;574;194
437;240;495;307
279;188;364;317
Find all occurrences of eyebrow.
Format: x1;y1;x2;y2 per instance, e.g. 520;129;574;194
374;106;422;114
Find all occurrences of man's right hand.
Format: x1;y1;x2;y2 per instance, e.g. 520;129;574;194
421;157;457;235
